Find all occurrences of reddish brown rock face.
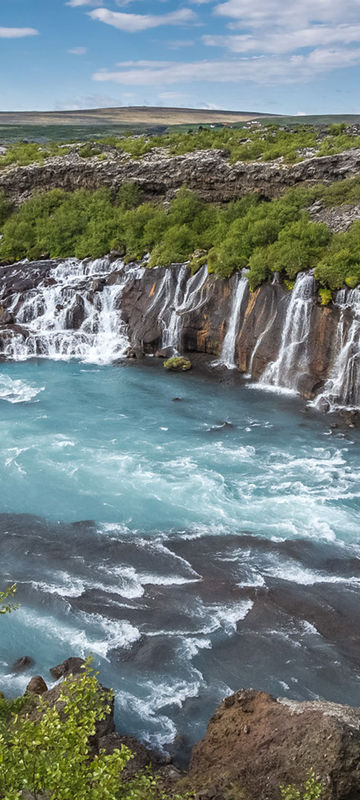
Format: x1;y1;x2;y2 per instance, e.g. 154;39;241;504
121;266;340;401
186;689;360;800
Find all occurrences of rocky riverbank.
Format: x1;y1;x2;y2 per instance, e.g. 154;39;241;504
6;656;360;800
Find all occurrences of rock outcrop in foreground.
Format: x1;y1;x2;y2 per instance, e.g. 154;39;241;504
187;689;360;800
19;662;360;799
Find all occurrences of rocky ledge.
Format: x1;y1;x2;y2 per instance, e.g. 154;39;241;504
1;148;360;205
9;658;360;800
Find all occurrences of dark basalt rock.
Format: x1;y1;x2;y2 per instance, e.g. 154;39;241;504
1;148;360;206
65;294;85;330
50;656;85;680
12;656;35;673
25;676;48;695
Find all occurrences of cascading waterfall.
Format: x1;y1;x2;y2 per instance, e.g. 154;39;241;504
313;287;360;411
157;263;208;354
260;272;315;392
213;272;249;369
0;257;144;364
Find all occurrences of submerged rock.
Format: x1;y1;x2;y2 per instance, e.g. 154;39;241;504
187;689;360;800
12;656;35;673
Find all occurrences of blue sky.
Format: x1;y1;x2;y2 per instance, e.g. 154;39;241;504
1;0;360;114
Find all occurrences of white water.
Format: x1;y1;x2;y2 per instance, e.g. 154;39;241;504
260;272;315;392
0;257;144;363
161;263;208;354
313;287;360;411
214;273;249;369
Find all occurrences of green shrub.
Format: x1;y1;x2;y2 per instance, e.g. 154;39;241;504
319;288;332;305
284;279;295;291
0;662;177;800
0;192;12;228
0;182;359;292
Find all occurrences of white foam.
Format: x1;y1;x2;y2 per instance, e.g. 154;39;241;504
0;375;44;403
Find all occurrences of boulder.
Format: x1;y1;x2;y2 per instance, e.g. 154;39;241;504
50;657;85;680
12;655;35;673
65;294;85;330
0;308;14;325
25;676;48;696
187;689;360;800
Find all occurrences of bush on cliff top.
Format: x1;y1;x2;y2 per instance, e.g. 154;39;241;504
0;183;360;291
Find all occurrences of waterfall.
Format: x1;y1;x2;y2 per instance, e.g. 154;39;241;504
260;272;315;392
213;272;249;369
0;256;144;364
313;288;360;411
157;263;208;354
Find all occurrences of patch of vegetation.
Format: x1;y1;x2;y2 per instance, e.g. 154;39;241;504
164;356;192;371
2;120;360;168
320;176;360;207
1;182;360;292
280;770;324;800
97;122;360;165
0;584;17;615
319;288;332;305
0;660;187;800
0;141;70;169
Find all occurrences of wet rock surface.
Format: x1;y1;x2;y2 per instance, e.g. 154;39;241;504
186;689;360;800
12;656;35;673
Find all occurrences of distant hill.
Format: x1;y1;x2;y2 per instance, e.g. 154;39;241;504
0;106;274;127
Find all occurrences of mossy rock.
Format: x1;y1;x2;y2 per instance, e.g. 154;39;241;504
163;357;192;372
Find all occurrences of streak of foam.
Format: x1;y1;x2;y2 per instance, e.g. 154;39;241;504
0;375;44;404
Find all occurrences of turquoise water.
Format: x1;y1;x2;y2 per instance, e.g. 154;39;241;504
1;358;360;757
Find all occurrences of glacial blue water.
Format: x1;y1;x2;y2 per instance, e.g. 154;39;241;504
1;358;360;759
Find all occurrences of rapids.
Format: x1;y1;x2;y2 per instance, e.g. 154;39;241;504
0;358;360;760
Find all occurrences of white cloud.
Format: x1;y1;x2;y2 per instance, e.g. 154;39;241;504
0;27;39;38
68;46;88;54
203;24;360;53
93;47;360;86
88;7;197;33
66;0;98;6
214;0;360;28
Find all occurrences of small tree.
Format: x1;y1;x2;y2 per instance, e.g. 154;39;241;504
280;770;324;800
0;661;161;800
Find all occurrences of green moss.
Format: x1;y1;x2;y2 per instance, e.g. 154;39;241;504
163;356;192;371
345;274;359;289
284;279;295;291
319;288;332;305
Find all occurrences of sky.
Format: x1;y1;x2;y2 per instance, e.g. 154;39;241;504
1;0;360;115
